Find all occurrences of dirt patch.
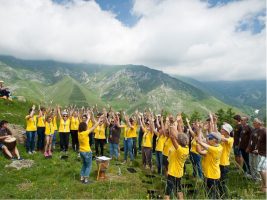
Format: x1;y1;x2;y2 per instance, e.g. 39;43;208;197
17;180;33;191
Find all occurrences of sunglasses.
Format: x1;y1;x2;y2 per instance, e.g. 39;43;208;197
63;115;68;117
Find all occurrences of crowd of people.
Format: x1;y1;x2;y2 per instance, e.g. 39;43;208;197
0;104;266;199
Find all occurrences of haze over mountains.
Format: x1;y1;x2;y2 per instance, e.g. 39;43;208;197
0;55;265;118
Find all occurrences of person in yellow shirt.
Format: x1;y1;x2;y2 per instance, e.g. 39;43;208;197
93;112;109;156
139;115;154;170
152;115;167;174
164;127;189;200
37;106;46;151
25;105;37;154
122;116;137;164
197;131;223;199
78;114;103;184
70;111;80;152
186;118;203;179
51;109;58;150
44;115;54;157
219;123;233;198
57;106;71;152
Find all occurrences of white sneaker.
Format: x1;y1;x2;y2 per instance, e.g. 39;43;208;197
28;151;32;155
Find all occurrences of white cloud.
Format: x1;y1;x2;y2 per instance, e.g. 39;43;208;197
0;0;265;80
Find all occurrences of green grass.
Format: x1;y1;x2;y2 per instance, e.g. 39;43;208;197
0;142;266;199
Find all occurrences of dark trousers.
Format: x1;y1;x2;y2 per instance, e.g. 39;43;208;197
240;148;250;174
156;151;163;174
205;178;220;199
142;147;152;168
152;134;157;153
190;152;203;178
70;130;79;151
95;139;105;156
37;127;45;150
59;132;69;151
132;137;137;157
162;155;169;176
89;132;94;147
219;165;229;198
138;129;144;151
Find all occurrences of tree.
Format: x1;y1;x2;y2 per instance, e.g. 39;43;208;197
216;108;226;128
190;110;202;122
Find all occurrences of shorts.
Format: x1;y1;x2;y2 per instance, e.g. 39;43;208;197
233;146;242;156
257;155;266;171
0;143;5;149
165;175;182;195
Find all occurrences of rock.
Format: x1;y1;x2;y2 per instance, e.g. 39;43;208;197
5;159;34;170
16;96;26;102
9;124;26;144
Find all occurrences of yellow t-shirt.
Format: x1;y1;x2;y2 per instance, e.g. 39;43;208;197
94;124;106;139
25;115;37;132
88;120;93;129
79;130;92;152
168;145;189;178
58;118;70;133
53;116;58;131
220;136;234;166
45;121;54;135
202;145;223;179
70;116;79;131
155;134;167;152
37;115;45;127
163;138;174;156
190;138;199;154
126;123;138;138
142;129;153;148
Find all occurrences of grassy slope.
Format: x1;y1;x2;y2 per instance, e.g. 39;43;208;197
0;142;265;199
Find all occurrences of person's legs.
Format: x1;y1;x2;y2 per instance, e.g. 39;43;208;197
156;151;160;174
190;152;197;177
241;149;250;174
52;130;57;149
113;143;119;160
132;137;137;158
40;127;45;150
37;127;42;151
192;153;203;179
257;155;267;192
205;178;219;199
124;139;128;161
234;146;243;168
48;135;53;155
138;129;143;152
59;132;64;151
74;131;79;151
145;147;152;169
219;165;229;198
128;138;134;161
164;175;174;200
65;133;70;151
89;132;94;147
141;147;146;167
95;139;99;156
100;139;105;156
70;130;76;151
83;152;93;178
12;146;21;159
2;145;12;158
44;136;50;156
109;143;114;158
26;131;32;153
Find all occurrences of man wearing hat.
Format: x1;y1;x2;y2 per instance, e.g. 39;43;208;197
197;131;223;199
219;123;234;198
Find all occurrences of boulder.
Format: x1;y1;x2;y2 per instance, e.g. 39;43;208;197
5;159;34;170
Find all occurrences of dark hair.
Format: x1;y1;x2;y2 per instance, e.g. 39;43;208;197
233;115;241;122
129;118;134;123
29;108;33;114
78;122;87;132
40;107;46;112
0;120;8;128
82;114;88;119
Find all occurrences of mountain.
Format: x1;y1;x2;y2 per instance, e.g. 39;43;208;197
0;55;241;116
175;75;266;120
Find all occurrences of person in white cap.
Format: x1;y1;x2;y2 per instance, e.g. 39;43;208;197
219;123;234;198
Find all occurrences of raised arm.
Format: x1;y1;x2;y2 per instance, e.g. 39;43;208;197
26;105;36;119
186;118;195;137
169;126;179;150
57;105;62;119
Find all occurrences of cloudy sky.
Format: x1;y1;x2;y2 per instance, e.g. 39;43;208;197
0;0;265;80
